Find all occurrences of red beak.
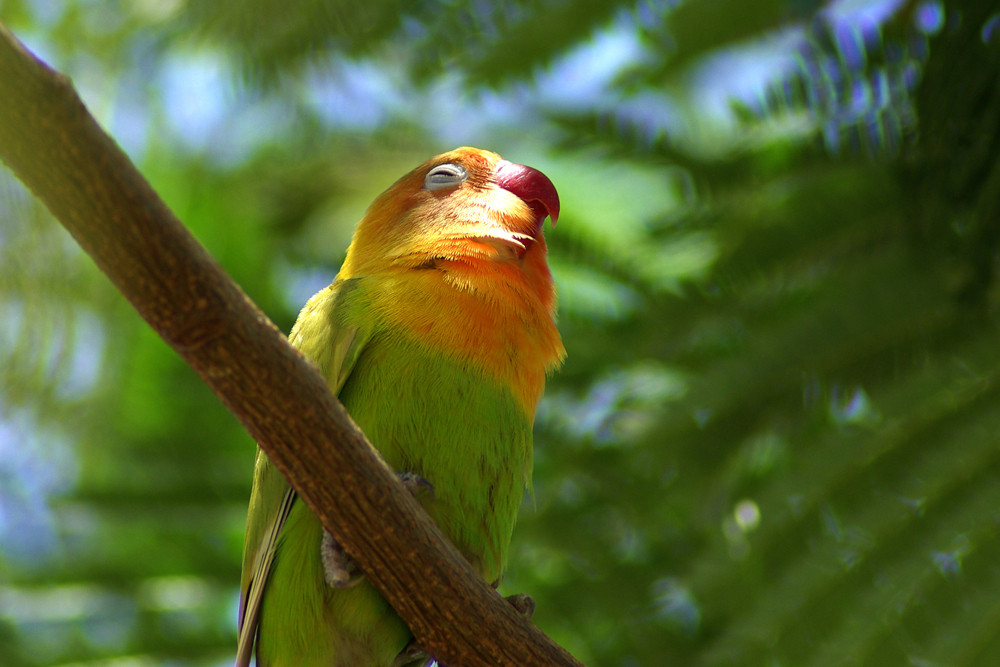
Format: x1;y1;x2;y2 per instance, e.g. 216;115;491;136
495;160;560;227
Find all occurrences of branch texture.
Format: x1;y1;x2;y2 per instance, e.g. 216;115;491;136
0;22;581;667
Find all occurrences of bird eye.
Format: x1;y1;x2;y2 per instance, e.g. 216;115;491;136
423;163;468;191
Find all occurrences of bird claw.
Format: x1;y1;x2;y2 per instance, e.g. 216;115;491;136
321;471;434;589
393;638;431;667
321;529;363;588
490;578;535;619
504;592;535;619
397;471;435;499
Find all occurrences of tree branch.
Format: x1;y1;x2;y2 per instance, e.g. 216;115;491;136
0;22;582;667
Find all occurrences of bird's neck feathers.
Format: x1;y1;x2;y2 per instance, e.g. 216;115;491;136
344;235;564;416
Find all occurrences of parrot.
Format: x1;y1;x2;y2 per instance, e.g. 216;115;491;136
237;147;565;666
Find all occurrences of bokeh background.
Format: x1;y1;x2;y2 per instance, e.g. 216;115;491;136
2;0;1000;664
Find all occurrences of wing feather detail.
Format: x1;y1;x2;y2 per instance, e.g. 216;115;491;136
237;488;297;667
236;278;371;665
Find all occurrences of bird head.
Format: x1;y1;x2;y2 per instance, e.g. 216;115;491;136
340;147;560;277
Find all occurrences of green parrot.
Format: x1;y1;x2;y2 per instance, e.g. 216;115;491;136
237;147;564;666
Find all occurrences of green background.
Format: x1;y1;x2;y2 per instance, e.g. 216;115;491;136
2;0;1000;664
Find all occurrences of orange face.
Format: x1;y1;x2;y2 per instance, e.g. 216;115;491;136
340;147;559;276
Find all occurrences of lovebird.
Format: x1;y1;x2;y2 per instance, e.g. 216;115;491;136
237;147;565;666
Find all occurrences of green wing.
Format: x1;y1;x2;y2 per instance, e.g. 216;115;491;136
236;278;369;667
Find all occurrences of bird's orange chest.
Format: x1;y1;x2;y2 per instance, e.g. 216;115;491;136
363;264;561;416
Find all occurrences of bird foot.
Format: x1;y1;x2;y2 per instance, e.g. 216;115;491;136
504;592;535;619
322;471;434;589
490;578;535;619
321;529;363;588
393;639;432;667
397;471;435;500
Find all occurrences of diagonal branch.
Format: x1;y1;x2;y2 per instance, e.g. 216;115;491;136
0;22;582;667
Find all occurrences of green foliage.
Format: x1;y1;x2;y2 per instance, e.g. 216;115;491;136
3;0;1000;665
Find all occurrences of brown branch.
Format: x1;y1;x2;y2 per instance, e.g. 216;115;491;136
0;22;582;667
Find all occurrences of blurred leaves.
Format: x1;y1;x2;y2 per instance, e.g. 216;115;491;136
179;0;405;83
3;0;1000;665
